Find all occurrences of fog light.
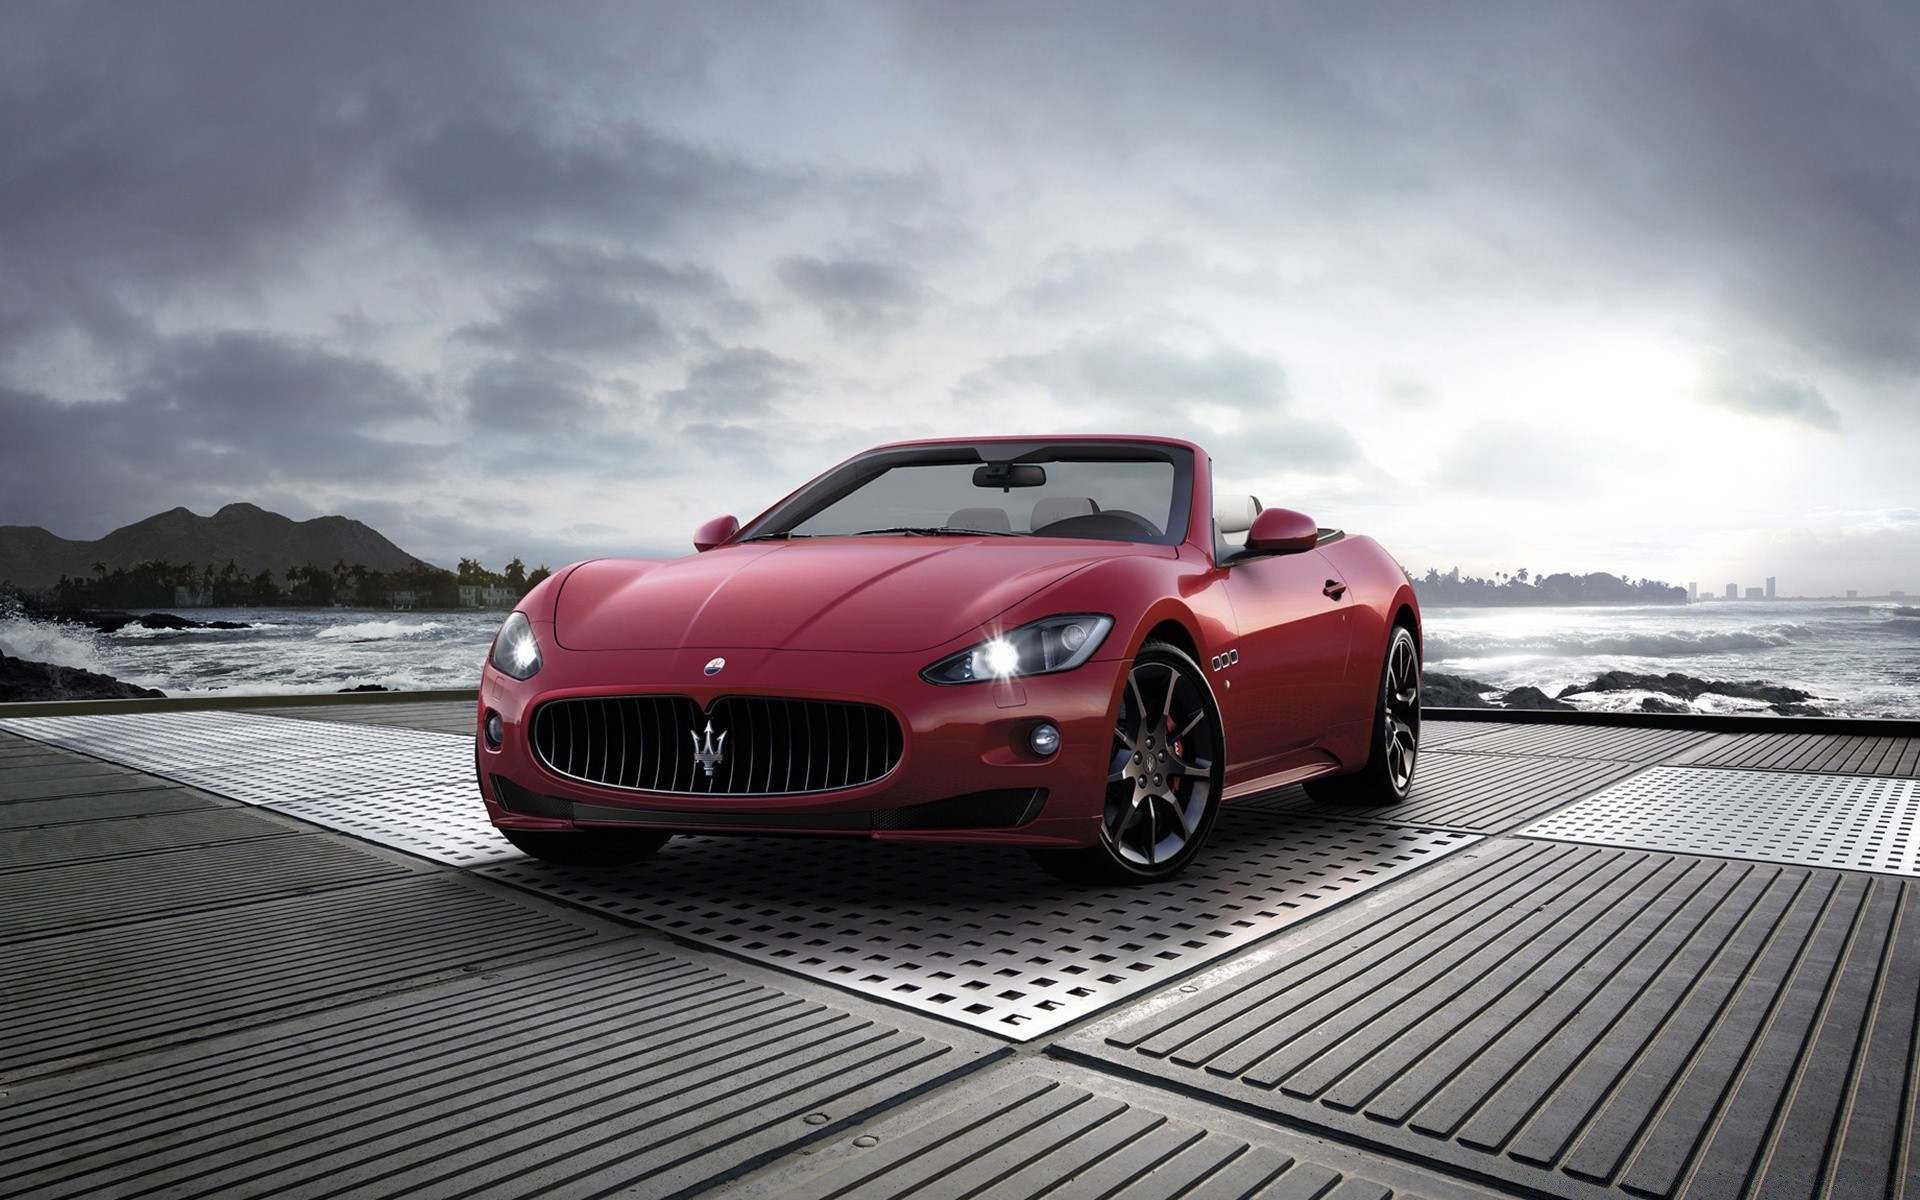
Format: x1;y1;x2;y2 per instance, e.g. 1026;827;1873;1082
1028;722;1060;757
484;710;504;749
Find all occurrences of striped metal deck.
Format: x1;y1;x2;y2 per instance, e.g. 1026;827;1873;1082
3;701;1917;1198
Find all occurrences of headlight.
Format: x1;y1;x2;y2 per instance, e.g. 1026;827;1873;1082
489;611;542;680
921;614;1114;685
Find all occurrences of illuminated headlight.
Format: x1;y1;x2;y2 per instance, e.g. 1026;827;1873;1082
921;615;1114;685
489;611;543;681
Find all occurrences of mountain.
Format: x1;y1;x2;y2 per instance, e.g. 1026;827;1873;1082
0;503;438;591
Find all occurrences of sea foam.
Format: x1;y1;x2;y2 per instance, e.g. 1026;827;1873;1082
313;619;446;642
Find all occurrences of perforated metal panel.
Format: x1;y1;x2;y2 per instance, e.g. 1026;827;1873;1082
271;785;516;866
478;813;1477;1039
3;710;1480;1036
1523;766;1920;876
0;712;514;866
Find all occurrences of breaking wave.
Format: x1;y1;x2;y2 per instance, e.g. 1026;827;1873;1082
0;611;112;674
313;619;447;642
1425;628;1800;660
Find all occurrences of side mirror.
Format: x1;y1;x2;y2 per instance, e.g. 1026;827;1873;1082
1244;507;1319;554
693;514;739;552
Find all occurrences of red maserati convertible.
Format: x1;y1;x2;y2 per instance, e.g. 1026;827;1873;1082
477;435;1421;883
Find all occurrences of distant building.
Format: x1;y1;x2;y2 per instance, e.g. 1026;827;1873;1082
1895;590;1909;599
1725;583;1738;599
1745;586;1764;600
387;590;418;610
172;585;213;607
1688;581;1698;600
1848;590;1858;599
1765;576;1776;599
458;584;519;609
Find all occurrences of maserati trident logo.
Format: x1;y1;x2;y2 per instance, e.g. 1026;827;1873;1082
703;657;726;675
690;719;727;778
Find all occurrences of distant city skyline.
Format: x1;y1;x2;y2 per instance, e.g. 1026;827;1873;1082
1;4;1916;594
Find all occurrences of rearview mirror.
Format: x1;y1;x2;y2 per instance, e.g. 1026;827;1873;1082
972;462;1047;489
693;514;739;552
1244;507;1318;554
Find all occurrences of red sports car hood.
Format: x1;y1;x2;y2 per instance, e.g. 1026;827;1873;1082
554;538;1138;653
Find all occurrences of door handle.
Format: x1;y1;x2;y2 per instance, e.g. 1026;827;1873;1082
1322;579;1347;600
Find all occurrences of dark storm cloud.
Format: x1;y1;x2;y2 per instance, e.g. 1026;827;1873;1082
464;355;599;429
776;255;928;333
662;346;812;418
388;119;804;246
901;2;1920;377
460;244;758;358
0;4;787;365
986;340;1289;413
0;335;438;532
1700;357;1841;431
460;289;675;359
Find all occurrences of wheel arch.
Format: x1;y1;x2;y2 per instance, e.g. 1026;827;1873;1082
1139;616;1201;663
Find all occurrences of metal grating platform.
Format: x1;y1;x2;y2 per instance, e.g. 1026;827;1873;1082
1;711;1480;1038
0;805;291;870
0;940;996;1200
0;786;222;831
1242;751;1642;834
722;1066;1482;1199
1432;722;1716;762
0;833;420;944
0;876;600;1078
1415;719;1491;749
1523;766;1920;876
1066;838;1920;1200
272;699;478;736
478;813;1476;1040
1672;730;1920;776
0;712;517;866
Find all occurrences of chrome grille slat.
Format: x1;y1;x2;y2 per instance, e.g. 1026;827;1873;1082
532;696;901;797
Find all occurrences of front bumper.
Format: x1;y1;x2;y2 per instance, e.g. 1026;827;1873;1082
476;637;1125;848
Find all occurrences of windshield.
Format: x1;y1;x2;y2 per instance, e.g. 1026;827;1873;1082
772;456;1184;544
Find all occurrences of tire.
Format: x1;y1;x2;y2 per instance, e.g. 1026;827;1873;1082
1305;622;1420;805
1030;641;1226;884
500;826;672;867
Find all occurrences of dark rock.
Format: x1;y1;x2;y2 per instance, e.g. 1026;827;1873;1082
337;683;391;693
1559;670;1813;706
1639;696;1691;714
1769;702;1826;716
0;649;164;701
204;620;250;629
133;612;198;630
1500;686;1577;711
1422;671;1497;708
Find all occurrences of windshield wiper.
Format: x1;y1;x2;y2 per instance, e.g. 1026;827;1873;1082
850;526;1017;537
737;532;813;542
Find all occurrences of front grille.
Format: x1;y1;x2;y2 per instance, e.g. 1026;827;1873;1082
531;695;903;795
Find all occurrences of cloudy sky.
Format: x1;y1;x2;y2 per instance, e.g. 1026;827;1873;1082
2;2;1916;595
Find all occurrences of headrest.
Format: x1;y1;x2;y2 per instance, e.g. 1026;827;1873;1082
1030;496;1096;529
1215;494;1262;535
946;507;1012;533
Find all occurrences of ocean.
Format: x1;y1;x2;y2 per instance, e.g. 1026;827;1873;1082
2;599;1915;718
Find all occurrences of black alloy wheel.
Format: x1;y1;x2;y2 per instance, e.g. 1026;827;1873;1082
1305;622;1420;804
1031;641;1225;884
500;827;672;867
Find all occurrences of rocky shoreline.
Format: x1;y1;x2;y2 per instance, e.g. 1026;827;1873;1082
0;648;166;701
32;608;253;635
1425;669;1823;716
